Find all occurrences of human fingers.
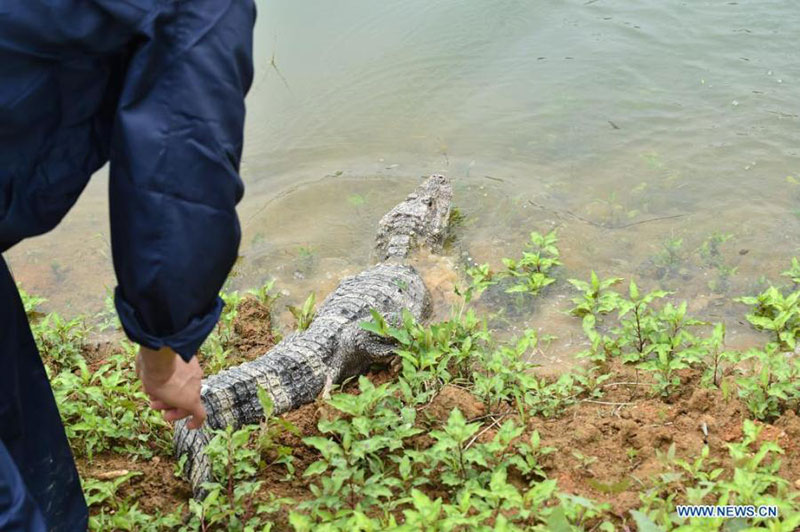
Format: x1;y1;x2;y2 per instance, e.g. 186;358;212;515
150;399;171;410
186;401;207;430
163;408;191;422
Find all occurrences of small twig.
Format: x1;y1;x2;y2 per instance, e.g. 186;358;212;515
528;200;604;228
630;475;646;488
526;199;687;231
610;214;686;229
582;399;636;406
602;381;651;388
467;412;500;423
92;469;132;480
464;412;510;450
468;407;513;424
415;387;442;412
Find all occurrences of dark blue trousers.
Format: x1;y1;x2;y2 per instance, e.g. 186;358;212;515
0;257;87;531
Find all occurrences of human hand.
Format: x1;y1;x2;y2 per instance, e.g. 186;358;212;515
136;346;206;429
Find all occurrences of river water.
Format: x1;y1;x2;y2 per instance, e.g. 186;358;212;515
8;0;800;368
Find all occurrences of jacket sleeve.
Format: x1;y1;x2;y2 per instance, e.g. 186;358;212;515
110;0;256;361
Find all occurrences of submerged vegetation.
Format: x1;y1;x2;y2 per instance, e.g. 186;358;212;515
22;228;800;531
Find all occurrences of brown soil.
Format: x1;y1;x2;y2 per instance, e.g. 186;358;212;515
77;453;191;516
423;383;487;422
78;305;800;530
528;363;800;521
231;297;277;361
80;341;123;372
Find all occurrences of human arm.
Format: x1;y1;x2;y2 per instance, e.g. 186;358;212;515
108;0;256;424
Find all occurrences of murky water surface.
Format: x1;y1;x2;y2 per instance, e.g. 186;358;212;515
8;0;800;367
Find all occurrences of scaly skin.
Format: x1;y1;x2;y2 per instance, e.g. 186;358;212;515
174;175;452;495
375;173;452;262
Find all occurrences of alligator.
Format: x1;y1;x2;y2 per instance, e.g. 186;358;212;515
174;174;453;494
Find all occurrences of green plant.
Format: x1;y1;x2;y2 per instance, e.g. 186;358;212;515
614;280;671;363
499;229;561;297
298;376;420;526
700;322;740;388
571;450;597;473
567;271;623;319
17;283;47;318
220;290;243;338
471;330;538;412
510;430;556;479
247;279;281;308
572;365;612;399
737;285;800;351
653;236;685;277
458;263;496;306
673;445;724;505
52;351;169;460
198;288;246;373
426;408;483;487
470;329;580;418
547;494;613;531
519;372;582;419
721;421;790;506
97;289;121;332
708;263;738;294
199;332;232;375
33;312;89;373
734;347;800;421
636;302;706;397
633;423;800;531
255;388;298;477
576;279;672;364
297;245;317;273
190;424;285;531
362;307;488;406
698;233;738;293
782;257;800;285
85;471;184;531
698;232;733;268
347;194;365;207
288;292;316;331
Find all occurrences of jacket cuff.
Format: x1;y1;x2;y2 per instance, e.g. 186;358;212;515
114;287;223;362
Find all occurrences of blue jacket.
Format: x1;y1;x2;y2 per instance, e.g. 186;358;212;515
0;0;256;360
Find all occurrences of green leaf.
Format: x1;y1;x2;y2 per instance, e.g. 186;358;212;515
288;511;313;531
545;506;572;532
630;510;664;532
629;280;640;301
747;315;777;331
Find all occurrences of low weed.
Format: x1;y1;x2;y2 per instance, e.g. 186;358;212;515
247;279;281;308
52;351;169;460
734;347;800;421
288;292;316;331
499;229;561;297
736;285;800;351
